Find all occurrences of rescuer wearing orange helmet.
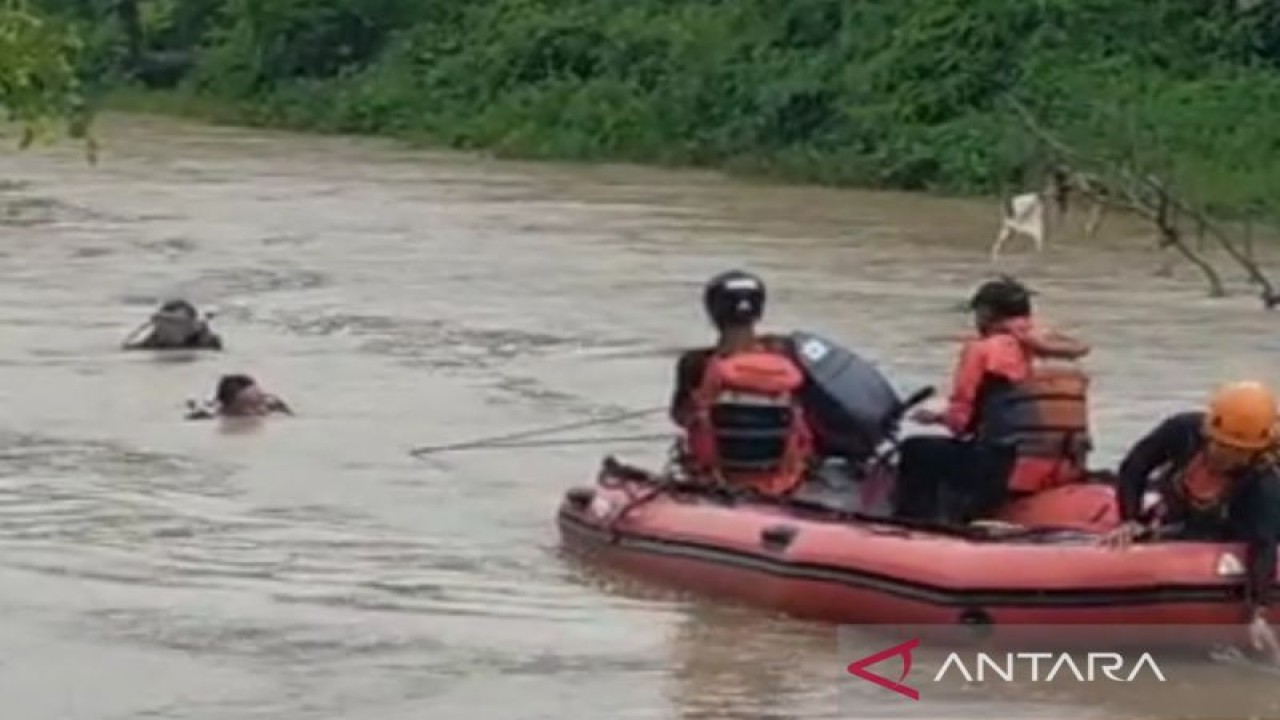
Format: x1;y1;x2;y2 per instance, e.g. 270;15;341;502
1103;380;1280;663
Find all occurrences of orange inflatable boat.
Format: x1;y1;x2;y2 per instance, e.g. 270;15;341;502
558;457;1276;629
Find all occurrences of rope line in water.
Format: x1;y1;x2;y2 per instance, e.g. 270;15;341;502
409;406;666;456
425;433;673;452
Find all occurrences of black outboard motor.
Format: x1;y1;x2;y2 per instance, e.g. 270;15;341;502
790;331;905;463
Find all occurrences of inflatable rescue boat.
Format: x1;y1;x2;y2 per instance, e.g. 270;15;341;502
557;331;1276;635
558;458;1272;629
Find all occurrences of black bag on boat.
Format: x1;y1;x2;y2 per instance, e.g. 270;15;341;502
789;331;904;462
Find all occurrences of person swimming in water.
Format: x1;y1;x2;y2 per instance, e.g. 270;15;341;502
185;374;292;419
123;300;223;351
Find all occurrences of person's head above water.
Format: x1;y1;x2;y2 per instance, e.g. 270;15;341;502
703;270;766;334
157;299;198;317
1202;380;1278;473
215;373;265;415
150;299;204;343
184;374;288;420
968;275;1033;333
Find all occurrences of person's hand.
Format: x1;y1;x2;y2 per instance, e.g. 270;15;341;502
1098;521;1145;550
910;408;945;425
1249;612;1280;666
183;399;215;421
266;396;294;415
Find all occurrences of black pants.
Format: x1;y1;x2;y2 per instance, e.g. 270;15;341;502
893;437;1016;524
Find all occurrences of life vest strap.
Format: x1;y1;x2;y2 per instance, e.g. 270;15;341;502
711;389;788;399
713;428;795;439
1002;392;1088;404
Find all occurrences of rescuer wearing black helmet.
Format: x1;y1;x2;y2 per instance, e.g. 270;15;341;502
669;270;816;496
670;270;774;424
702;269;766;329
122;299;224;351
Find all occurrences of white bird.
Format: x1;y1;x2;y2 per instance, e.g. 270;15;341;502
990;191;1046;263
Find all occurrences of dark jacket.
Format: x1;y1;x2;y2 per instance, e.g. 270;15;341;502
1116;411;1280;609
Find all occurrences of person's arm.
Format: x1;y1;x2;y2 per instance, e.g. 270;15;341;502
124;332;159;350
941;334;1016;436
1114;413;1199;521
121;320;154;350
669;351;707;427
1003;318;1090;360
1237;469;1280;616
939;341;984;435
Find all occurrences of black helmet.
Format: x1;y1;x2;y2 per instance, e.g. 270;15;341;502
703;270;766;328
968;275;1033;319
156;299;198;319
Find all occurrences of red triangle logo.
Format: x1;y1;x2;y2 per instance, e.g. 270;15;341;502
846;638;921;700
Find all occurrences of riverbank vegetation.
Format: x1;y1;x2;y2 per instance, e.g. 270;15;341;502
21;0;1280;300
1;0;92;151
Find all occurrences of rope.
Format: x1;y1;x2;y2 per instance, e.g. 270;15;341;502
409;406;666;457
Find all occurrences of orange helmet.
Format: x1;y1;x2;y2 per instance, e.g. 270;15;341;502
1204;381;1278;450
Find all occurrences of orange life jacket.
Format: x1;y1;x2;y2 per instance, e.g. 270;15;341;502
976;362;1092;493
687;344;813;496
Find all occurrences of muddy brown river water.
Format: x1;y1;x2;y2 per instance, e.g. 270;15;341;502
1;113;1279;719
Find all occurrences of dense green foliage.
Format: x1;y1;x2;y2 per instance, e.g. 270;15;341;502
34;0;1280;208
1;0;90;147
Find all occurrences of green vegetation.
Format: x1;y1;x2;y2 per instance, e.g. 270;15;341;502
1;0;91;149
27;0;1280;212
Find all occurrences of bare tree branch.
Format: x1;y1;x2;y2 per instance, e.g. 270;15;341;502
1007;97;1278;307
